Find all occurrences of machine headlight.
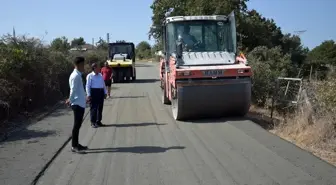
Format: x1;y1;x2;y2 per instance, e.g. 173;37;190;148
177;71;192;76
237;69;244;74
237;69;250;74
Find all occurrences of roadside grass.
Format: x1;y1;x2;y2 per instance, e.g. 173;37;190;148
250;104;336;166
271;112;336;166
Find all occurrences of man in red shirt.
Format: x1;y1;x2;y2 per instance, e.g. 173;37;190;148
101;62;113;97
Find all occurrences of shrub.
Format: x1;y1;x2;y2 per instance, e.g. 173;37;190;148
0;34;106;122
312;77;336;117
247;46;292;106
0;34;74;121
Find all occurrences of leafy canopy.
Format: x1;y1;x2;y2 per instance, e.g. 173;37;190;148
71;37;85;47
50;36;71;52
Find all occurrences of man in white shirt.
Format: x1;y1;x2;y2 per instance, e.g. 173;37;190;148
86;63;107;128
66;56;88;153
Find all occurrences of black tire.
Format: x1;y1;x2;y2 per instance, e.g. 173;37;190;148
118;71;124;83
112;69;117;83
113;73;119;83
171;96;183;120
125;76;131;82
132;69;136;81
171;89;185;120
162;85;170;105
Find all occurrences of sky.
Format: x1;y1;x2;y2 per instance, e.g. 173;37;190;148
1;0;335;49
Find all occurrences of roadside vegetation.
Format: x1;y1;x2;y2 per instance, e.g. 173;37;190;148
0;0;335;165
0;35;104;124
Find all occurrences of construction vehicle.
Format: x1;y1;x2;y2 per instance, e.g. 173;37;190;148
158;12;252;120
106;42;136;83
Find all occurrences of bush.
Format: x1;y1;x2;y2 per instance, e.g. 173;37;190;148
83;49;107;66
247;46;292;106
0;35;107;123
0;34;74;121
69;49;108;85
313;77;336;116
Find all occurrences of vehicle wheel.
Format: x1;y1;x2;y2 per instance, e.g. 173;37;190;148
132;70;136;81
125;76;131;82
113;75;118;83
162;85;170;105
171;95;184;120
118;71;124;83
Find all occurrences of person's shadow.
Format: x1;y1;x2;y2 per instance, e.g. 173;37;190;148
85;146;185;154
101;122;166;127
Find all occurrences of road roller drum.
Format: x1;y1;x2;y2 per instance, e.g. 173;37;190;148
171;78;251;120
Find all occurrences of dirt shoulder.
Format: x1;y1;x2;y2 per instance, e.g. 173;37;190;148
250;105;336;166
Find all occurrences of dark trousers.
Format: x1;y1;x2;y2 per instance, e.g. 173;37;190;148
90;88;105;124
71;105;85;147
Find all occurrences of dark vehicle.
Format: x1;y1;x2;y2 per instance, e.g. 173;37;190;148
106;42;136;83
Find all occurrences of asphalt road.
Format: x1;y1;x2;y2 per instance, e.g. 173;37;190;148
34;62;335;185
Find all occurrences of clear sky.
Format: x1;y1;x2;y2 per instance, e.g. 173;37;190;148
1;0;335;49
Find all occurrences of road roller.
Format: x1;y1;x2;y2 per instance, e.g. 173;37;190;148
158;11;252;120
106;42;136;83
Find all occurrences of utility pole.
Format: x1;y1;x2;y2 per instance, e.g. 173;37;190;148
293;30;308;79
92;38;94;49
12;27;17;42
107;33;110;43
12;27;16;38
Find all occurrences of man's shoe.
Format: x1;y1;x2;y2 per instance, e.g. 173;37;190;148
91;123;98;128
71;146;85;154
97;121;104;126
78;144;88;150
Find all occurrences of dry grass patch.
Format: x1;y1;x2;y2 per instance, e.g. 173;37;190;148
270;112;336;166
249;104;336;166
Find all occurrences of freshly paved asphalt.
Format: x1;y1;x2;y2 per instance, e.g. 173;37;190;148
1;62;335;185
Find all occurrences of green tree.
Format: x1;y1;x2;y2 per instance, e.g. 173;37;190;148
151;42;162;55
304;40;336;79
247;46;291;105
149;0;249;42
50;36;71;52
307;40;336;66
136;41;152;59
148;0;306;62
238;9;283;51
71;37;86;47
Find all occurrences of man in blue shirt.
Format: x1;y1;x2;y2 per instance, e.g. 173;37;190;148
86;63;107;128
66;57;88;153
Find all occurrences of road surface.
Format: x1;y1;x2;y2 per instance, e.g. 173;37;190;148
32;62;336;185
